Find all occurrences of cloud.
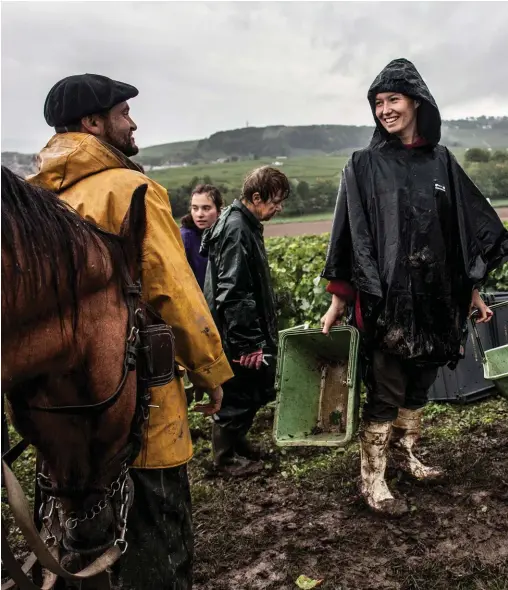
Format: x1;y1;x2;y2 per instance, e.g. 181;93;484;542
1;1;507;153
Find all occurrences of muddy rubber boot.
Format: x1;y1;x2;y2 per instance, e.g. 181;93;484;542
360;421;409;517
211;422;235;466
212;423;263;477
235;435;262;461
391;408;444;481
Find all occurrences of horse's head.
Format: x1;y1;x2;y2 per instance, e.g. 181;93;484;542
2;170;150;555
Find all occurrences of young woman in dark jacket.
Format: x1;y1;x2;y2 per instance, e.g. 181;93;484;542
180;184;223;290
321;58;508;516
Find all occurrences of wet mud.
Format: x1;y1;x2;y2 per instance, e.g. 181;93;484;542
191;411;508;590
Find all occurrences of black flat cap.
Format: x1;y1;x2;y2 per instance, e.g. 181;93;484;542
44;73;139;127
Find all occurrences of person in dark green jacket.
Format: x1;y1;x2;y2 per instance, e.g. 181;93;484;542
202;166;291;476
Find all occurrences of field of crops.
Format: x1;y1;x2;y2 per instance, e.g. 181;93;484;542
149;155;348;189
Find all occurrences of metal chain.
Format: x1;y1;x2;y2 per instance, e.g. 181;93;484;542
114;473;131;554
39;495;57;547
64;465;129;531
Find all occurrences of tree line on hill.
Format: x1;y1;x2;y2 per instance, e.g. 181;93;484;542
464;148;508;202
136;117;508;167
167;174;339;220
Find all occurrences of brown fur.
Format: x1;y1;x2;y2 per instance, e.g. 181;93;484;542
2;170;147;524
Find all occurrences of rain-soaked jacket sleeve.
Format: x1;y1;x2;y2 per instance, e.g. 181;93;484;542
322;170;353;283
141;184;234;389
447;150;508;282
214;225;266;358
322;157;383;298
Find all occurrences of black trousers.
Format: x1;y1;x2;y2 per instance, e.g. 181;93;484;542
213;361;276;442
110;465;193;590
362;350;439;422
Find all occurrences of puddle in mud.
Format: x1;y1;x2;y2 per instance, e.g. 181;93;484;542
315;360;349;433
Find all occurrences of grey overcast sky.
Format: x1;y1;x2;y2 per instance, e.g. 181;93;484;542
2;1;508;153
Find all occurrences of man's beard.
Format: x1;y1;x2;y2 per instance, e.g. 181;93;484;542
104;124;139;157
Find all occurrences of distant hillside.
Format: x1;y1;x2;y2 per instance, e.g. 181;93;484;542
2;117;507;176
135;117;508;167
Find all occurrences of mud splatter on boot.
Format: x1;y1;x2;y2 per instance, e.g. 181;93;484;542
360;421;409;517
391;408;444;481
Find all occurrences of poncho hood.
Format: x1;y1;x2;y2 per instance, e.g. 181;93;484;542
367;58;441;147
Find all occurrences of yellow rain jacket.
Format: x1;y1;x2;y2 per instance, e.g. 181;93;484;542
29;133;233;468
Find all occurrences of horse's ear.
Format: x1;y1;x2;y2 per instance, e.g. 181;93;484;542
119;184;148;282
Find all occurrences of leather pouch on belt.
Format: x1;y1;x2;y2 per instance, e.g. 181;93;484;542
139;323;176;388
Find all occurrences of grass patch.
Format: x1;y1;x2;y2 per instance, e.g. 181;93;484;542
422;397;508;440
148;155;349;193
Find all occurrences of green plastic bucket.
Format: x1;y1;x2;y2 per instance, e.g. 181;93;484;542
483;344;508;398
273;325;361;447
471;301;508;399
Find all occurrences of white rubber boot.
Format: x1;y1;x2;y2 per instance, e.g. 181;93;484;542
391;408;444;481
360;421;409;516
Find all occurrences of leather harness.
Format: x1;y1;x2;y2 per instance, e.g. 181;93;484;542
2;278;176;589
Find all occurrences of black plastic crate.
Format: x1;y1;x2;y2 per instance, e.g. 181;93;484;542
428;318;497;403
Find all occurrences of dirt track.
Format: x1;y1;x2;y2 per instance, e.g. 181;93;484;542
266;208;508;238
190;405;508;590
266;220;332;237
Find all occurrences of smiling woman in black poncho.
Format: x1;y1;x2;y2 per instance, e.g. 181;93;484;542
321;58;508;516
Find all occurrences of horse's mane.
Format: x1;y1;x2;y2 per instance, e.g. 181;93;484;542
1;165;129;332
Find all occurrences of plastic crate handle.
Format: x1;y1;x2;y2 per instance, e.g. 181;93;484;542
470;300;508;362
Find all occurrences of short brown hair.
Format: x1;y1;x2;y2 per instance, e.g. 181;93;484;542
241;166;290;203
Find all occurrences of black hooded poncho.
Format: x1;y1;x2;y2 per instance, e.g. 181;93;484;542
322;58;508;365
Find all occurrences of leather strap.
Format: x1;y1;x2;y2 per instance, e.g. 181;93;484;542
1;520;39;590
29;281;141;416
2;438;30;467
2;460;121;588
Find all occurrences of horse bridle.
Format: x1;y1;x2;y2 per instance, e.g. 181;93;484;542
1;277;154;590
31;280;146;416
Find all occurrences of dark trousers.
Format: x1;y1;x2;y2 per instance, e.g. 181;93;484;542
213;362;276;448
111;465;193;590
362;350;439;422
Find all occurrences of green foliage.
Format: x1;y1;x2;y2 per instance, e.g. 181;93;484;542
267;234;330;328
491;150;508;163
484;221;508;292
267;229;508;328
423;397;508;441
465;147;491;163
466;158;508;201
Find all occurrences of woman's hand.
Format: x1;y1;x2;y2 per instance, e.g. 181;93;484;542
469;289;493;324
320;294;347;335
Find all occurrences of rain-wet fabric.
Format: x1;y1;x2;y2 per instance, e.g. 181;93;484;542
29;132;234;468
362;350;439;421
323;58;508;366
202;199;278;433
180;226;208;290
110;466;193;589
202;199;278;360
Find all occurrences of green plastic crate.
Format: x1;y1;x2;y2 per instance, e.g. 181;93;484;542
483;344;508;398
471;300;508;400
273;325;361;447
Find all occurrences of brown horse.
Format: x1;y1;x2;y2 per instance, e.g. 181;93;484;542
1;164;151;567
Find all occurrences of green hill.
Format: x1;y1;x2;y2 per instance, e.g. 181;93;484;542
2;117;507;180
135;117;508;167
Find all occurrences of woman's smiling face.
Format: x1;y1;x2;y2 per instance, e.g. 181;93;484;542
375;92;419;138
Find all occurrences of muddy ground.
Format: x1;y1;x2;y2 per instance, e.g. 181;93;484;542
3;399;507;589
189;400;508;590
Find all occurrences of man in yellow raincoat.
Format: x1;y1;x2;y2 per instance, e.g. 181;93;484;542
29;73;234;589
